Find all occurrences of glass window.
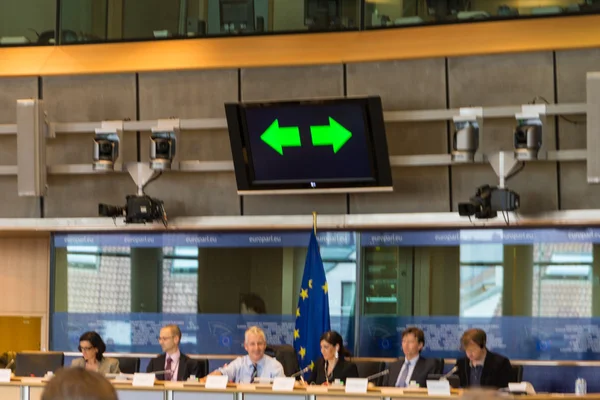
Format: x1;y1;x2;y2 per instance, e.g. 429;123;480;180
364;0;600;29
163;246;198;313
59;0;106;43
0;0;57;46
532;243;593;317
65;246;131;313
459;243;503;317
58;0;362;43
51;232;358;354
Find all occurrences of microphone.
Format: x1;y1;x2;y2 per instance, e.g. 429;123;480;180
290;365;311;378
441;366;458;380
366;369;389;381
4;359;14;369
149;370;172;379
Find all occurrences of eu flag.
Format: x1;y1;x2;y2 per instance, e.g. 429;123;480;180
293;231;331;376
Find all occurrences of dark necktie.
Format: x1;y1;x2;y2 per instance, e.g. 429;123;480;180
250;363;258;383
165;356;172;381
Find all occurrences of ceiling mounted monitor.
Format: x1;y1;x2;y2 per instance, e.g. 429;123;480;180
225;96;393;195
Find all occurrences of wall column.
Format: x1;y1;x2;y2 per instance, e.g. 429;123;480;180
502;245;533;316
53;248;68;312
130;248;163;312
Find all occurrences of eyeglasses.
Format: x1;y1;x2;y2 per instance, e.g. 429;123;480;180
158;336;174;342
79;346;94;352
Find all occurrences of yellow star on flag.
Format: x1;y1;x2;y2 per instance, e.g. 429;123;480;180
298;347;306;359
300;288;309;300
309;361;315;371
294;329;300;340
296;308;301;317
308;279;313;289
322;282;328;294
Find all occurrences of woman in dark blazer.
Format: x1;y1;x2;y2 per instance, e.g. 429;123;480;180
307;331;358;385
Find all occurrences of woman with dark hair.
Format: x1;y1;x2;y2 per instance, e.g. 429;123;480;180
71;331;120;374
307;330;358;385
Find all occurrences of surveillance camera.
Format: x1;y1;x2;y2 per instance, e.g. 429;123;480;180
452;120;479;162
150;131;177;170
93;132;120;171
514;121;542;161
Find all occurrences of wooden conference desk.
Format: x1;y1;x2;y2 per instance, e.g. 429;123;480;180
0;380;597;400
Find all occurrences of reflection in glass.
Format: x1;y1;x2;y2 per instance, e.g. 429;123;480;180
533;243;593;317
0;0;57;45
459;243;503;317
60;0;107;43
65;246;131;313
364;0;600;29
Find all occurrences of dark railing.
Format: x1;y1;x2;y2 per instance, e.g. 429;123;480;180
0;0;599;47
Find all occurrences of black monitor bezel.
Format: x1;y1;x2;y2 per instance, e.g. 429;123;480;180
225;96;393;194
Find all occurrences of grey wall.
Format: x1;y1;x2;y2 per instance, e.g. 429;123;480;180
1;48;599;218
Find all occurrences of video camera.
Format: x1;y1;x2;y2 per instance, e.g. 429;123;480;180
99;195;166;225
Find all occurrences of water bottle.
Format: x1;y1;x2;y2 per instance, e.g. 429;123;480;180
575;378;587;395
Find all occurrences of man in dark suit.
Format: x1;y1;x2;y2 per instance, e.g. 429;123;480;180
382;327;440;388
455;328;513;389
146;324;202;381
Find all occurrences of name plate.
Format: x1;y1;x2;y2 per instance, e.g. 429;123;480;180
205;375;228;389
426;380;451;396
132;373;155;387
0;369;11;383
345;378;368;393
272;377;295;391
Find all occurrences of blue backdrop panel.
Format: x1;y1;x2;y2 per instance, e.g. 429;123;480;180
53;231;354;248
52;313;352;355
358;316;600;361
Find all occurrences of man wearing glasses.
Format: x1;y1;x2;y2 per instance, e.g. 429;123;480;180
147;324;202;381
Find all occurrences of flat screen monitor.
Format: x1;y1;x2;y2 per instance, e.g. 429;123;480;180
225;96;393;195
220;0;255;30
16;351;64;377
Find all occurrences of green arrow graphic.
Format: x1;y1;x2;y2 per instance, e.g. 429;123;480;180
310;117;352;153
261;119;301;155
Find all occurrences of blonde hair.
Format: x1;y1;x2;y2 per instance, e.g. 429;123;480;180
244;326;266;344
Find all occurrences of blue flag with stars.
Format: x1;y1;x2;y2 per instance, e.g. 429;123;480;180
293;230;331;377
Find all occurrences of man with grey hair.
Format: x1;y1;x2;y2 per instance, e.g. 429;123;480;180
205;326;285;383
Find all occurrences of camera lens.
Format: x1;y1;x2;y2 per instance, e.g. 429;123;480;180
155;140;171;158
99;142;112;153
514;130;527;148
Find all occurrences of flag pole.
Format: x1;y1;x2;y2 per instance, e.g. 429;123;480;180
312;211;317;235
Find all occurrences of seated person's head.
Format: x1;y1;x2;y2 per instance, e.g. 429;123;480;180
401;327;425;359
244;326;267;363
78;331;106;362
42;367;117;400
240;293;266;314
461;328;487;363
159;324;182;354
320;331;346;362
